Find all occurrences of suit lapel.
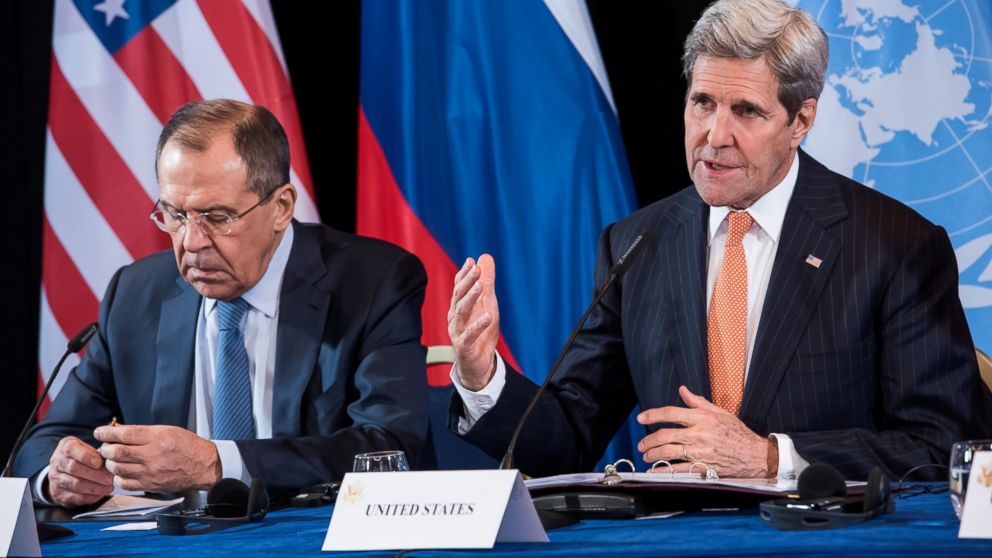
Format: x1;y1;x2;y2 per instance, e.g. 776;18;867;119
152;276;200;426
271;222;333;437
666;191;711;398
740;152;848;427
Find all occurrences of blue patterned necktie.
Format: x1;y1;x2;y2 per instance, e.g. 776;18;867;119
212;297;256;440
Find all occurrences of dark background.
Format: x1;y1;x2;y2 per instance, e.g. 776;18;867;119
0;0;710;459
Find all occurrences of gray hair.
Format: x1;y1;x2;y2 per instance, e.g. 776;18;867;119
156;99;290;200
682;0;829;122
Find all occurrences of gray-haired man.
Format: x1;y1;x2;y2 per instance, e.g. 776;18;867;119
446;0;992;480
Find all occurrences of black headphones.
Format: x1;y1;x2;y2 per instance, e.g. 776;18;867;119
759;463;893;530
157;478;269;535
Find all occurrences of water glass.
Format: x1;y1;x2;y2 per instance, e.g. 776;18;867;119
949;439;992;518
353;450;410;472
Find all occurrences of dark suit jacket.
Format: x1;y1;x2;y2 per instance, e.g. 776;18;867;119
15;221;429;492
455;151;992;480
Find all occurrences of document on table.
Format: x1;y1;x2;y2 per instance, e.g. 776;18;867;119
72;495;183;520
525;472;865;495
101;522;159;531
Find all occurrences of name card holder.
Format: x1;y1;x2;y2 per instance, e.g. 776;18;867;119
323;470;547;551
0;478;40;557
959;451;992;539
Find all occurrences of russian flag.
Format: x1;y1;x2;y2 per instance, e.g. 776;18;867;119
358;0;638;469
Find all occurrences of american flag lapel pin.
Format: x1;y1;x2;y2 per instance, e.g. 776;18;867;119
805;254;823;269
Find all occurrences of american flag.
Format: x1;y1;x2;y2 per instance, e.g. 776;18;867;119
40;0;318;410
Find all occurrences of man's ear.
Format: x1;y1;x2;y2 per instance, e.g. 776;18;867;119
272;183;297;232
790;98;817;148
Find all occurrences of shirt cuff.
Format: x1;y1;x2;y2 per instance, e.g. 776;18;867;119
213;440;252;484
450;353;508;434
33;466;55;505
770;433;810;480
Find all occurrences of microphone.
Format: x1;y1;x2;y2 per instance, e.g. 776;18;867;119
609;232;645;277
3;322;98;478
66;322;98;354
499;232;648;470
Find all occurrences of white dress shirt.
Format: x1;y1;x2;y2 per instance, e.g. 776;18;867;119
452;154;809;479
33;226;294;503
192;224;294;484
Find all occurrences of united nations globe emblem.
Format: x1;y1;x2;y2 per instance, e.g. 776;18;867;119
797;0;992;349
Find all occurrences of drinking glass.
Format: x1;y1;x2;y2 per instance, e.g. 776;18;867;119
949;439;992;518
353;450;410;472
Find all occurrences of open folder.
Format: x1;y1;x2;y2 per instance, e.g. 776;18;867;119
525;471;866;516
526;472;819;494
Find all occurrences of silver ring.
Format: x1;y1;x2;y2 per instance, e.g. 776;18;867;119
613;459;636;474
688;462;720;480
650;460;674;475
602;459;637;486
681;443;689;461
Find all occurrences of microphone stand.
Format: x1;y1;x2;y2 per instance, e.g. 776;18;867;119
4;323;98;542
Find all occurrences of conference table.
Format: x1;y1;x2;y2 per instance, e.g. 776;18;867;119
37;486;992;557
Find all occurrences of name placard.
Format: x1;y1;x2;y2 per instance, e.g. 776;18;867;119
959;451;992;539
322;470;547;551
0;478;40;557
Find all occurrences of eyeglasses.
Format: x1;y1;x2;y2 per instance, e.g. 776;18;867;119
150;187;278;237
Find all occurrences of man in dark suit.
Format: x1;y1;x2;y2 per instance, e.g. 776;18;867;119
13;99;429;507
446;0;992;480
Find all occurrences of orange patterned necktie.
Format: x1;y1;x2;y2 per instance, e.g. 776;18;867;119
708;211;753;415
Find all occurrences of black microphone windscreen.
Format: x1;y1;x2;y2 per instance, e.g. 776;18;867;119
67;322;98;353
797;463;847;500
609;231;648;278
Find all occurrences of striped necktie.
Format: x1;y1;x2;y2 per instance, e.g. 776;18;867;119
212;297;256;440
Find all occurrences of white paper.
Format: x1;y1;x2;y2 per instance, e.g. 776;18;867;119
524;471;865;494
959;451;992;539
101;522;159;531
635;511;684;521
0;478;40;557
73;495;183;519
323;470;547;551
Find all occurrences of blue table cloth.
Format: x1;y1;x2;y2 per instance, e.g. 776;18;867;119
41;491;992;557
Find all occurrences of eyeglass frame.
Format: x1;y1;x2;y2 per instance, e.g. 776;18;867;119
150;186;281;237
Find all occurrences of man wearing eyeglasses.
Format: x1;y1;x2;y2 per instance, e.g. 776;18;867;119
13;99;430;507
